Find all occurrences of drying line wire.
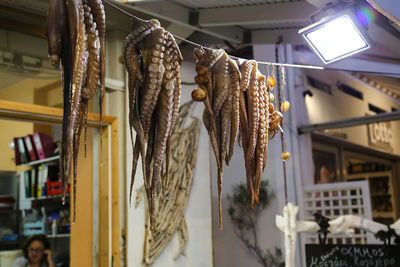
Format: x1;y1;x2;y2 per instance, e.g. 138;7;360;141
103;0;400;76
103;0;324;70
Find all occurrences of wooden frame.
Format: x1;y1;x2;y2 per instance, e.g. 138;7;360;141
0;100;120;267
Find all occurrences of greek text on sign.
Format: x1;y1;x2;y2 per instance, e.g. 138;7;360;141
306;244;400;267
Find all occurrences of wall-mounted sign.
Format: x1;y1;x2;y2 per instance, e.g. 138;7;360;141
367;120;393;151
306;244;400;267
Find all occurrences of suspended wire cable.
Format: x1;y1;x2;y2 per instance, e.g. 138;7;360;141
103;0;400;76
102;0;325;70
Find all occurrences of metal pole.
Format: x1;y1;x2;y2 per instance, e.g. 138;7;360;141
298;110;400;134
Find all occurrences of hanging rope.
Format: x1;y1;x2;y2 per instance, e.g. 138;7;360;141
275;38;289;204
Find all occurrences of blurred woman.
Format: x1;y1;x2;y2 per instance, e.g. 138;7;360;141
12;234;55;267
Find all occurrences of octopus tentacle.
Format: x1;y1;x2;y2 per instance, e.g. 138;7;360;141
226;58;240;164
72;100;86;220
150;32;175;190
126;19;160;47
80;3;100;159
193;48;221;170
254;74;268;203
150;68;175;230
59;0;81;203
145;113;157;232
124;42;147;202
239;60;256;91
82;3;100;99
45;0;70;204
69;1;89;220
65;0;80;58
85;0;106;128
239;89;254;209
139;28;166;139
211;53;229;114
262;89;271;171
163;32;182;188
220;93;232;167
246;66;260;163
45;0;67;67
84;104;88;157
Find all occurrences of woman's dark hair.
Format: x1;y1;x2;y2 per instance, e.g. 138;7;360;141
23;234;51;260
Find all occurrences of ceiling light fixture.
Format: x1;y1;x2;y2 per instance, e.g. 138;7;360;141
299;13;372;64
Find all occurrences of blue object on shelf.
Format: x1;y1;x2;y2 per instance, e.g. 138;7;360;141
1;233;18;241
23;221;46;236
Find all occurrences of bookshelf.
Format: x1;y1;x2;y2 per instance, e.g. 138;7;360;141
22;155;59;166
0;99;120;266
47;233;70;238
18;152;70;239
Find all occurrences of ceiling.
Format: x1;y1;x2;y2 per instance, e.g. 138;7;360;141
0;0;399;98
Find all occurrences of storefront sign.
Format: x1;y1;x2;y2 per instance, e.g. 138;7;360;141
306;244;400;267
367;120;393;151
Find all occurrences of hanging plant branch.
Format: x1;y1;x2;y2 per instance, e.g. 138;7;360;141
228;181;284;267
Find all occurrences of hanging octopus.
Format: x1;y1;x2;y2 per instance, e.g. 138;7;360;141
238;60;288;210
192;47;241;229
237;60;274;209
193;51;286;225
45;0;106;221
123;16;183;231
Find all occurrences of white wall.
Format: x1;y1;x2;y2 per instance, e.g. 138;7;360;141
126;51;213;267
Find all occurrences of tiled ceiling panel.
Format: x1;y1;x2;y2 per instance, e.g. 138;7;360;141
171;0;304;9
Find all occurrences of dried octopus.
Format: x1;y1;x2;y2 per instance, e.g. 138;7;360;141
193;50;285;226
135;102;200;264
45;0;106;220
237;60;284;209
123;16;182;231
192;47;241;228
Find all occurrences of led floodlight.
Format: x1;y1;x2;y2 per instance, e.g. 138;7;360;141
299;14;372;64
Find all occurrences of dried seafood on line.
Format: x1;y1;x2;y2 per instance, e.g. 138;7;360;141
45;0;106;220
193;49;285;227
192;48;241;229
135;102;200;265
237;60;283;210
123;16;183;231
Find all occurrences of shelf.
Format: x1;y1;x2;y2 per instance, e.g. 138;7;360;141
372;211;395;217
0;209;18;214
47;233;70;238
25;194;70;201
371;193;390;197
22;155;60;166
0;239;19;244
345;171;391;179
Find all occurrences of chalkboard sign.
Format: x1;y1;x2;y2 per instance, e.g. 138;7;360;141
306;244;400;267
